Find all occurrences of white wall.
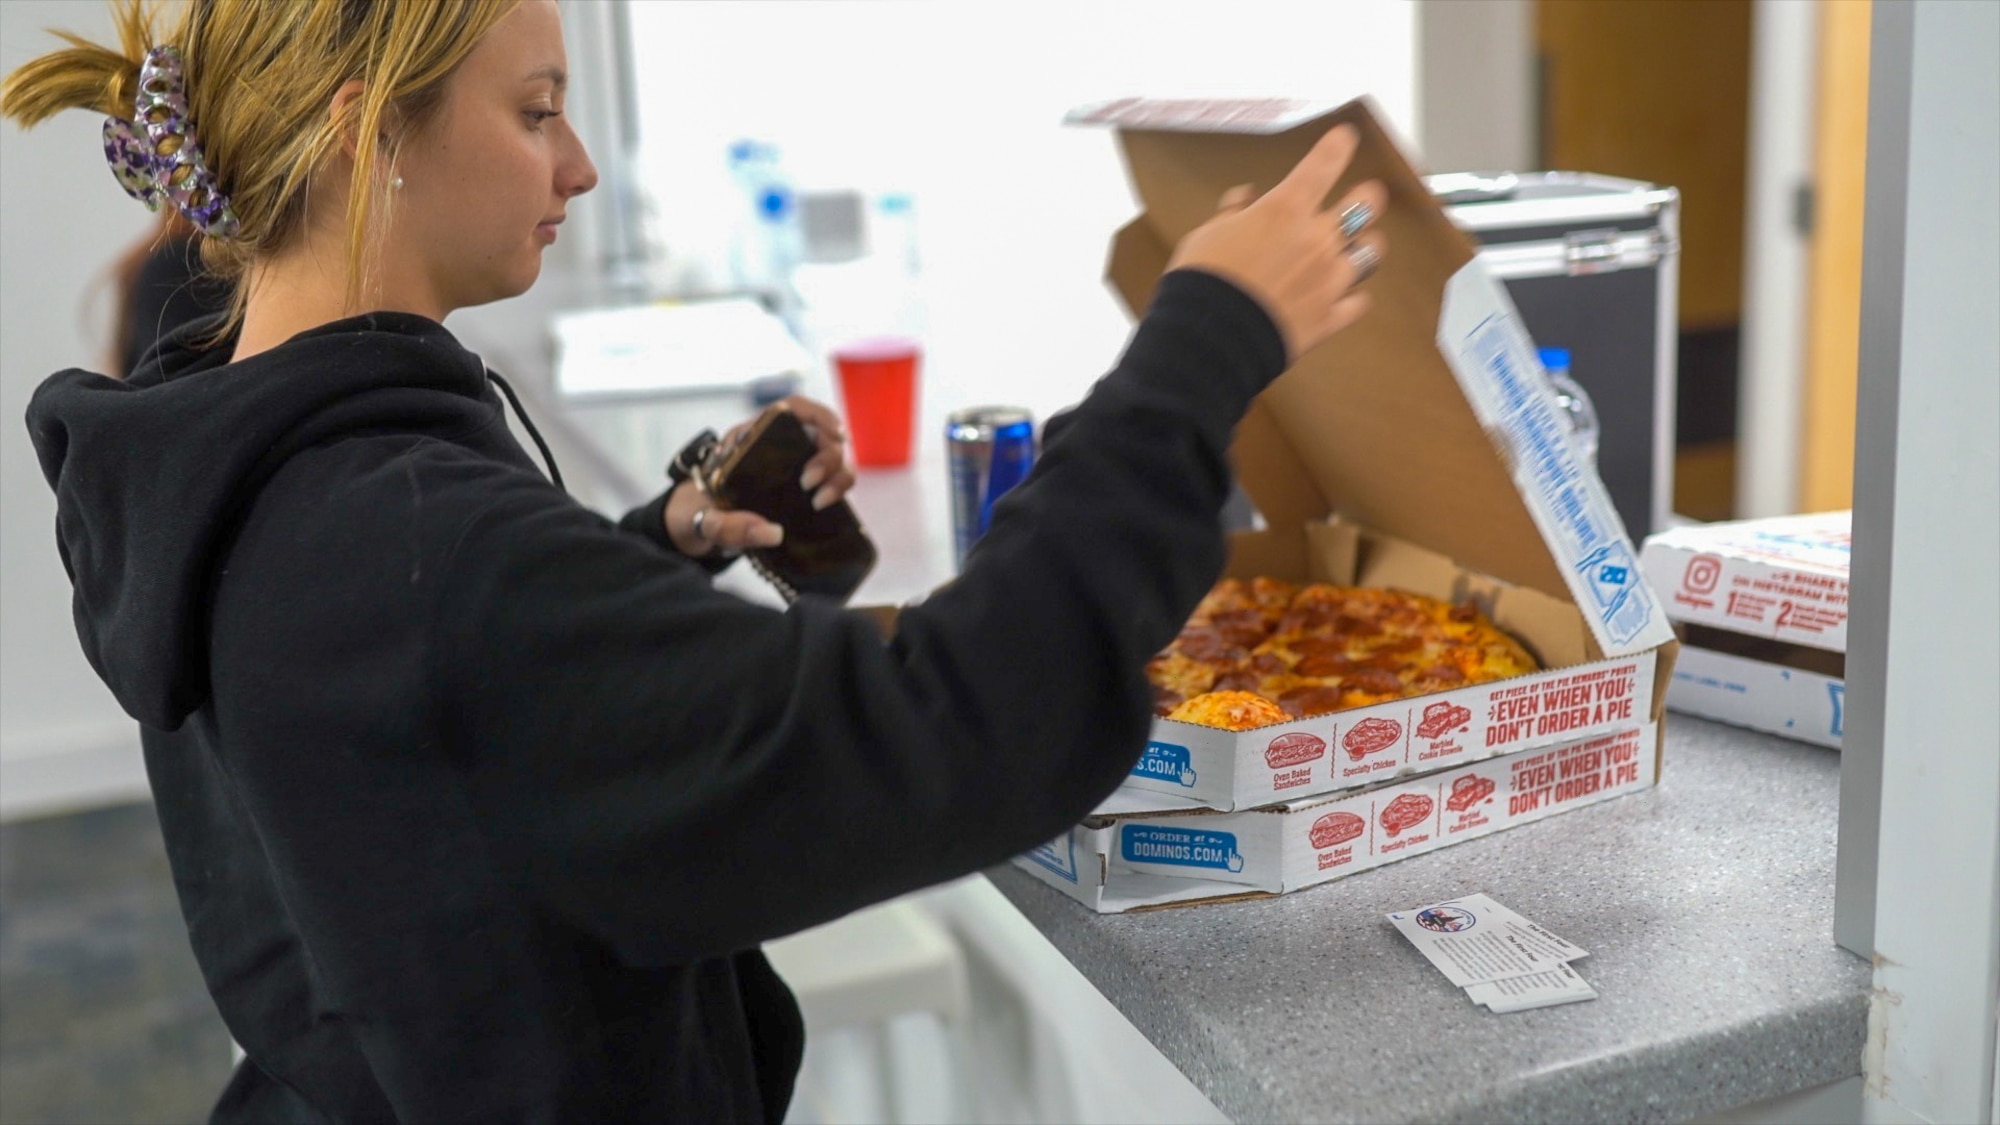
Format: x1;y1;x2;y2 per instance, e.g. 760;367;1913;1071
1839;1;2000;1120
0;1;160;819
1735;0;1818;520
623;0;1417;448
1415;0;1535;173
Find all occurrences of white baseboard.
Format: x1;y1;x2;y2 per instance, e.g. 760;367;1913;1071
0;720;149;822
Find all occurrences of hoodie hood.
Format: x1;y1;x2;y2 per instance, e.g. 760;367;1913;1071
26;311;502;730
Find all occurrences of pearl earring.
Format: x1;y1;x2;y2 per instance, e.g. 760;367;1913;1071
391;175;404;190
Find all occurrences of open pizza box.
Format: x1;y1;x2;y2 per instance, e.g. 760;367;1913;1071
1067;96;1679;810
1017;722;1658;914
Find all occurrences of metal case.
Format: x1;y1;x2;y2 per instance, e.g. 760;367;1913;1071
1433;172;1682;543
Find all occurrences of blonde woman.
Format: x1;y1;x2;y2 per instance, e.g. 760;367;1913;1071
3;0;1385;1119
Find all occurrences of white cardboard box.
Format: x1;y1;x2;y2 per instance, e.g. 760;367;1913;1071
1642;511;1851;652
1135;518;1659;809
1668;645;1844;749
1073;97;1677;810
1018;724;1659;914
1642;512;1849;748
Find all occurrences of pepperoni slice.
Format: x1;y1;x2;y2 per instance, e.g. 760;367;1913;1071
1332;613;1384;638
1173;627;1245;664
1249;650;1291;674
1345;668;1403;695
1211;665;1264;692
1299;653;1365;678
1287;636;1344;661
1208;608;1271;648
1415;663;1467;687
1277;684;1346;717
1278;604;1340;634
1367;636;1424;657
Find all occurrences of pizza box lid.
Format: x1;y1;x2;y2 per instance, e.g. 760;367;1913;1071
1641;510;1851;653
1068;96;1673;658
1643;511;1852;579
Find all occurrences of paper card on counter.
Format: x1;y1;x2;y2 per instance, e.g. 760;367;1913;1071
1465;963;1598;1013
1386;896;1581;987
1436;893;1589;963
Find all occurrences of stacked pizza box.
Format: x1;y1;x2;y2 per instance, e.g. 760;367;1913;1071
1013;97;1679;914
1640;512;1850;749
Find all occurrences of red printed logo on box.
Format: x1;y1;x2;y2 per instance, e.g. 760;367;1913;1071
1264;731;1326;770
1342;717;1403;761
1446;774;1495;812
1683;554;1723;595
1417;701;1472;740
1309;811;1365;849
1380;793;1434;837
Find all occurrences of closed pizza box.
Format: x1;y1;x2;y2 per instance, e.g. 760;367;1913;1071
1017;723;1659;914
1067;97;1678;810
1641;511;1850;748
1641;511;1851;652
1668;644;1844;750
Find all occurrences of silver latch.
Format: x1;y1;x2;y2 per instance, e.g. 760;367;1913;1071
1563;228;1668;276
1565;229;1626;275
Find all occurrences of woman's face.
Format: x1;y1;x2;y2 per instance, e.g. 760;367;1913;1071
385;0;597;314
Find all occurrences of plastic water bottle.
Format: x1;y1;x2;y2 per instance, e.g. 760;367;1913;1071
1538;347;1600;466
726;140;802;321
872;192;921;279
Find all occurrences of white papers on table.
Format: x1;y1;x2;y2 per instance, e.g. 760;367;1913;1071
552;298;811;399
1386;892;1598;1013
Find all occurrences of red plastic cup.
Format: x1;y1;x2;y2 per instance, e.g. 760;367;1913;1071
833;337;921;468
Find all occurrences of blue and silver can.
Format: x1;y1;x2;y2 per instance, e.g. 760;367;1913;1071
947;406;1036;568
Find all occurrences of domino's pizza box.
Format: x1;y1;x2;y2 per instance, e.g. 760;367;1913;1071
1642;511;1851;652
1132;516;1659;810
1016;723;1659;914
1642;511;1849;748
1667;642;1845;749
1068;96;1677;810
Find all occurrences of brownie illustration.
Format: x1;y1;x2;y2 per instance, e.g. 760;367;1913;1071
1418;700;1473;740
1446;774;1495;812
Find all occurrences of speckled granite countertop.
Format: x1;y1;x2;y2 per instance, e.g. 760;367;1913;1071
989;717;1870;1124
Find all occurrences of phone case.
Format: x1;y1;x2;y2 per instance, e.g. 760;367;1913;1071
701;405;877;604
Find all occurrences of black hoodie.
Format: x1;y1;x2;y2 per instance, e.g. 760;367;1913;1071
25;270;1285;1123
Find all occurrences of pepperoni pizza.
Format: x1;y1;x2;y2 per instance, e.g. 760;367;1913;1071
1151;578;1539;731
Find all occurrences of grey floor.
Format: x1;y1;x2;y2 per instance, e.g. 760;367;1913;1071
0;802;962;1124
0;802;232;1125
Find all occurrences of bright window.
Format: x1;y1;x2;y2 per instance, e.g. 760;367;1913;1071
623;1;1416;435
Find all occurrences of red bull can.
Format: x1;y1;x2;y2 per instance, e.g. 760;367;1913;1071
947;406;1035;568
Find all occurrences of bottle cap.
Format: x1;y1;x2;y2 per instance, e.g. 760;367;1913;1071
1538;346;1571;371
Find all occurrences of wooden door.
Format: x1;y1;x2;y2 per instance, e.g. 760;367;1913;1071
1800;0;1870;513
1537;0;1755;521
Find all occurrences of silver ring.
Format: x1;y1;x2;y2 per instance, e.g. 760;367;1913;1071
692;506;712;542
1338;201;1373;240
1345;241;1382;282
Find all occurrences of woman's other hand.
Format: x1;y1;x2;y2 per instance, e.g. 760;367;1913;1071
663;395;856;558
1166;123;1388;366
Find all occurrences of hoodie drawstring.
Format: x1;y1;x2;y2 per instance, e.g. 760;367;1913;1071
485;370;565;493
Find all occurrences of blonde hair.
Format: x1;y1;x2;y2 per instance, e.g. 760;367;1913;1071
1;0;520;339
